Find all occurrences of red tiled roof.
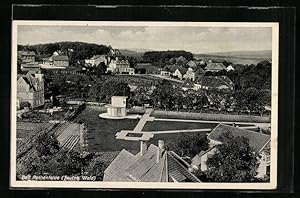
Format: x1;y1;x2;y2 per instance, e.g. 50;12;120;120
208;123;270;153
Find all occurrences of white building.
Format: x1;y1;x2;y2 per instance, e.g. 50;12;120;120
107;58;134;74
85;55;108;66
105;96;128;117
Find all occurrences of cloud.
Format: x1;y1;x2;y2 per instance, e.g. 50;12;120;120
17;25;272;53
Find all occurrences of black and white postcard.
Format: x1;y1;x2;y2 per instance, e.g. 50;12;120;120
10;21;279;189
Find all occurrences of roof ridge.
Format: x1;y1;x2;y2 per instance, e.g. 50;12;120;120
218;123;271;137
168;151;201;182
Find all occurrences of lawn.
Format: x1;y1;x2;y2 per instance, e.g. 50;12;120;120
75;106;140;152
75;106;258;153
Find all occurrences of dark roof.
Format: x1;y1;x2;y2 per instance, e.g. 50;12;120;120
175;66;188;75
196;76;234;90
52;55;69;61
208;123;270;153
175;56;187;63
163;65;187;74
103;149;138;181
182;78;194;89
167;151;201;182
195;67;205;75
205;62;226;71
104;144;201;182
186;61;197;68
19;76;36;91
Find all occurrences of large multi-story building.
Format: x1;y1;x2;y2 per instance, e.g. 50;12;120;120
107;58;134;74
52;55;69;67
18;51;36;63
17;71;44;109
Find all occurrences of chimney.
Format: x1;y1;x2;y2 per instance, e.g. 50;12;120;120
156;140;165;163
140;141;147;157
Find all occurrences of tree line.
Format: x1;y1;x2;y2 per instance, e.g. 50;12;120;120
142;50;193;67
18;41;111;65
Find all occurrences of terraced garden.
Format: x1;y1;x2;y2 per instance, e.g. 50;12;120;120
53;122;81;151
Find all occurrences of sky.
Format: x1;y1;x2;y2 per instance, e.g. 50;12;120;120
17;25;272;54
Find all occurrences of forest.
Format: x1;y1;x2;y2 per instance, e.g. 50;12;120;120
142;50;193;67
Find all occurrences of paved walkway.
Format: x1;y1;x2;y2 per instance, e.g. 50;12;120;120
154;118;271;128
147;128;211;134
149;74;184;84
133;109;154;132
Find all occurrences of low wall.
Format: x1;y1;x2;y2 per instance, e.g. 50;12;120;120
151;110;271;123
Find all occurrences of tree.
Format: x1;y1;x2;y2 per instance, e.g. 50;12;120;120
173;87;184;111
88;82;103;101
165;133;209;159
244;87;260;114
233;89;245;113
19;101;31;109
95;62;107;77
151;80;174;110
257;89;271;107
101;80;130;102
35;132;60;157
83;155;108;181
194;92;209;111
202;132;259;182
131;85;152;106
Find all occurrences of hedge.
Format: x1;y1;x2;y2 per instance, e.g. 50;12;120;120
151;110;270;123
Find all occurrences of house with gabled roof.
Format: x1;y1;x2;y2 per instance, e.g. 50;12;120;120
18;50;36;63
183;67;205;81
205;62;227;72
182;78;195;91
195;76;234;91
17;71;44;109
192;123;271;178
104;140;201;182
172;66;187;80
20;62;41;72
52;55;69;67
161;65;187;80
186;60;197;68
84;54;108;66
226;65;235;71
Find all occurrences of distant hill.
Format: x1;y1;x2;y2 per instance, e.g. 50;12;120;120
118;49;144;59
194;50;272;65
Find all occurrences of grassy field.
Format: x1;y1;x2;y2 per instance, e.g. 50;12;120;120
75;106;140;152
75;106;259;153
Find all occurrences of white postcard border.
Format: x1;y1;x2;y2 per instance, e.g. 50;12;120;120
10;21;279;190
